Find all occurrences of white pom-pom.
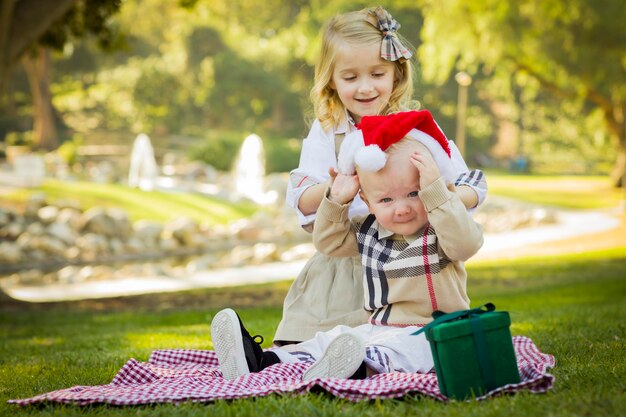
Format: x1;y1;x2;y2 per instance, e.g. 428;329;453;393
355;145;387;172
407;129;456;184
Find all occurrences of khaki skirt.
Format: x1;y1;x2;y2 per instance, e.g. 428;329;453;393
273;252;368;343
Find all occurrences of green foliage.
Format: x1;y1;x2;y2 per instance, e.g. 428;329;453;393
188;131;244;172
56;134;84;165
188;132;301;174
1;248;625;416
264;137;302;174
4;0;625;180
39;0;125;52
133;69;187;134
4;131;33;147
417;0;626;172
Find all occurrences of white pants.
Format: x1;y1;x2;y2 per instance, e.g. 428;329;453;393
271;324;433;374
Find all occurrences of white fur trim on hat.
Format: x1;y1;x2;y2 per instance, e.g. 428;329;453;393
338;128;456;184
406;129;456;184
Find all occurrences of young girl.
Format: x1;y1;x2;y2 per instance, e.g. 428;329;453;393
213;111;484;381
274;6;486;345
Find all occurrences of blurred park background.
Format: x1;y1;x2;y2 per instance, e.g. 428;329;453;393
0;0;625;298
1;0;625;299
1;1;625;415
1;0;624;178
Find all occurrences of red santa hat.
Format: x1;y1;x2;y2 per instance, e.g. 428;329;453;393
337;110;456;183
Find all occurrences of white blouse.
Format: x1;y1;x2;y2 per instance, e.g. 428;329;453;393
286;116;487;227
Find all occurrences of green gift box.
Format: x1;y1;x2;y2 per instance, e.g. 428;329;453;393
413;303;520;400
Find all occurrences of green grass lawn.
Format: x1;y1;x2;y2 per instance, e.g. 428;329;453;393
1;248;625;416
3;174;624;225
3;179;258;224
484;172;624;209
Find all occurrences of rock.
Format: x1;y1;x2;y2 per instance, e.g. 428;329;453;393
54;199;82;211
229;245;255;267
34;235;67;256
0;242;23;263
186;254;218;273
75;233;109;260
24;193;47;218
280;243;315;262
25;222;45;236
159;236;180;252
163;217;198;245
109;237;125;254
134;220;163;246
58;266;82;284
17;269;45;285
107;208;133;239
56;207;83;231
1;220;25;240
37;206;59;224
0;207;16;227
123;237;146;254
252;242;278;263
47;221;79;246
79;207;117;237
89;265;115;281
230;219;262;241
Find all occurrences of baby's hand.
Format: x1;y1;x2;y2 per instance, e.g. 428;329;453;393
328;168;360;204
410;150;440;189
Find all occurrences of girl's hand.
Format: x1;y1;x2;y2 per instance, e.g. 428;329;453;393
410;150;440;189
328;167;360;205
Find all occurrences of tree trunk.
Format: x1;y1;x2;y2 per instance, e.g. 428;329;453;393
484;99;518;160
21;47;58;151
606;104;626;188
610;149;625;188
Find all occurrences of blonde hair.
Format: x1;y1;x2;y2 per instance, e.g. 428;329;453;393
310;7;417;132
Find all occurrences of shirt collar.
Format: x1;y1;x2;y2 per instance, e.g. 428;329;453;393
335;111;358;135
373;219;420;243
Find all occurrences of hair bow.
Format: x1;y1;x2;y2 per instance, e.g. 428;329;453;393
370;7;413;62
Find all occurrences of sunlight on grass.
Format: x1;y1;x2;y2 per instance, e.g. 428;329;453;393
1;248;624;416
5;179;258;224
125;333;195;350
510;321;536;335
486;173;623;209
24;337;65;347
124;324;212;351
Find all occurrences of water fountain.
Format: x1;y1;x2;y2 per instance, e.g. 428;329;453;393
232;134;277;205
128;133;158;191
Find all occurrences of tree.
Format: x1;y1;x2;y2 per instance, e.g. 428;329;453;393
417;0;626;184
0;0;76;93
1;0;123;150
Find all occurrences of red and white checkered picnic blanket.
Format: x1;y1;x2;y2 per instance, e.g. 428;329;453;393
9;336;554;406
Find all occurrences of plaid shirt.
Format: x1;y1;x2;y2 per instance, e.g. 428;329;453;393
357;215;453;325
314;177;484;327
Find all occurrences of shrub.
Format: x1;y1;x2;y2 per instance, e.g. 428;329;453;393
188;131;242;172
188;131;301;174
264;137;301;174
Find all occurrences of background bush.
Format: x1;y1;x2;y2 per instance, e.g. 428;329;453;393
188;131;301;174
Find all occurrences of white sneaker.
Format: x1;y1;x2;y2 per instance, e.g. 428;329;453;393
211;308;250;380
302;332;366;381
